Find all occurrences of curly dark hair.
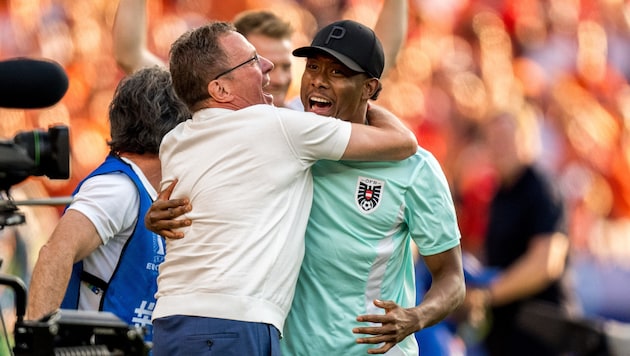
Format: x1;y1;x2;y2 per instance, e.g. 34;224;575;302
107;66;191;155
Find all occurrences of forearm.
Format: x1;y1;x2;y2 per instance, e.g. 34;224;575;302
26;244;75;320
416;247;466;329
414;271;466;329
374;0;408;75
26;211;103;320
343;104;417;160
487;233;568;306
113;0;164;73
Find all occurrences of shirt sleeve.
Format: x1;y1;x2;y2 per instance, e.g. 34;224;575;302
406;150;461;256
278;110;352;162
531;172;566;235
67;172;140;245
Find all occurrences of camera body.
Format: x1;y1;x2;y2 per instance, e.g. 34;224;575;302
0;124;70;227
0;125;70;191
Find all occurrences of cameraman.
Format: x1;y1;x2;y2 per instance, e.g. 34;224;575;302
25;66;190;343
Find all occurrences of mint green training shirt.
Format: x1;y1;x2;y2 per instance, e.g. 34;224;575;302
281;147;461;356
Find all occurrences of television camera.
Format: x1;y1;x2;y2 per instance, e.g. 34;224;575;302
0;124;70;227
0;58;150;355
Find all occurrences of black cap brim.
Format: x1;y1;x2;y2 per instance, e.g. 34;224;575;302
293;46;365;74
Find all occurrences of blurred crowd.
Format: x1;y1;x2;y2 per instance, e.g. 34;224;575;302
1;0;630;349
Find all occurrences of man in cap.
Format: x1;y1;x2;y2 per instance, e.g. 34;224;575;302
285;19;465;355
149;19;465;355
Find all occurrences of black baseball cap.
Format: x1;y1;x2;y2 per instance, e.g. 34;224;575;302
293;20;384;79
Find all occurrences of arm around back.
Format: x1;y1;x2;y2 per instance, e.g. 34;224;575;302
342;104;417;161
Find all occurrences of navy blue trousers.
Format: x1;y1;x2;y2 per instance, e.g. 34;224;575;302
152;315;281;356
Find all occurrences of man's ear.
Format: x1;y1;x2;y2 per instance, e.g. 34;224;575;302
208;80;233;103
363;78;379;100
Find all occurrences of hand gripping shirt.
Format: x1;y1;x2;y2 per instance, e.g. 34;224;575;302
281;147;461;356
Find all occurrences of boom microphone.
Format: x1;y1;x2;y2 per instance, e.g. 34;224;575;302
0;58;69;109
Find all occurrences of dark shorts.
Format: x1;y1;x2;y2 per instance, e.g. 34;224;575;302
152;315;281;356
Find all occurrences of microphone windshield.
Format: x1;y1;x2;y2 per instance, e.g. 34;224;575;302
0;58;69;109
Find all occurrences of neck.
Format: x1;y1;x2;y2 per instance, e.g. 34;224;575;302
498;162;527;188
118;152;161;190
351;104;369;125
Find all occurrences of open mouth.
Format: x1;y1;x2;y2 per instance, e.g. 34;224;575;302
262;78;274;104
309;96;332;111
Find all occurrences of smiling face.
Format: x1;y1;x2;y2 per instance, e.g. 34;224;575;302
216;32;275;107
299;53;377;124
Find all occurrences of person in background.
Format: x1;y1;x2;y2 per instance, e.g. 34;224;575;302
150;21;417;356
465;106;577;356
230;10;297;109
25;66;191;344
112;0;407;108
147;20;465;355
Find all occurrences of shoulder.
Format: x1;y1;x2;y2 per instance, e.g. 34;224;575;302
161;120;188;142
285;97;305;111
523;166;557;193
402;147;453;190
412;146;435;161
269;106;349;133
524;166;565;204
405;146;442;172
69;173;140;238
76;172;138;200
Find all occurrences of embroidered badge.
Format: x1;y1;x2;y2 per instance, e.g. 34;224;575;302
355;176;384;214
